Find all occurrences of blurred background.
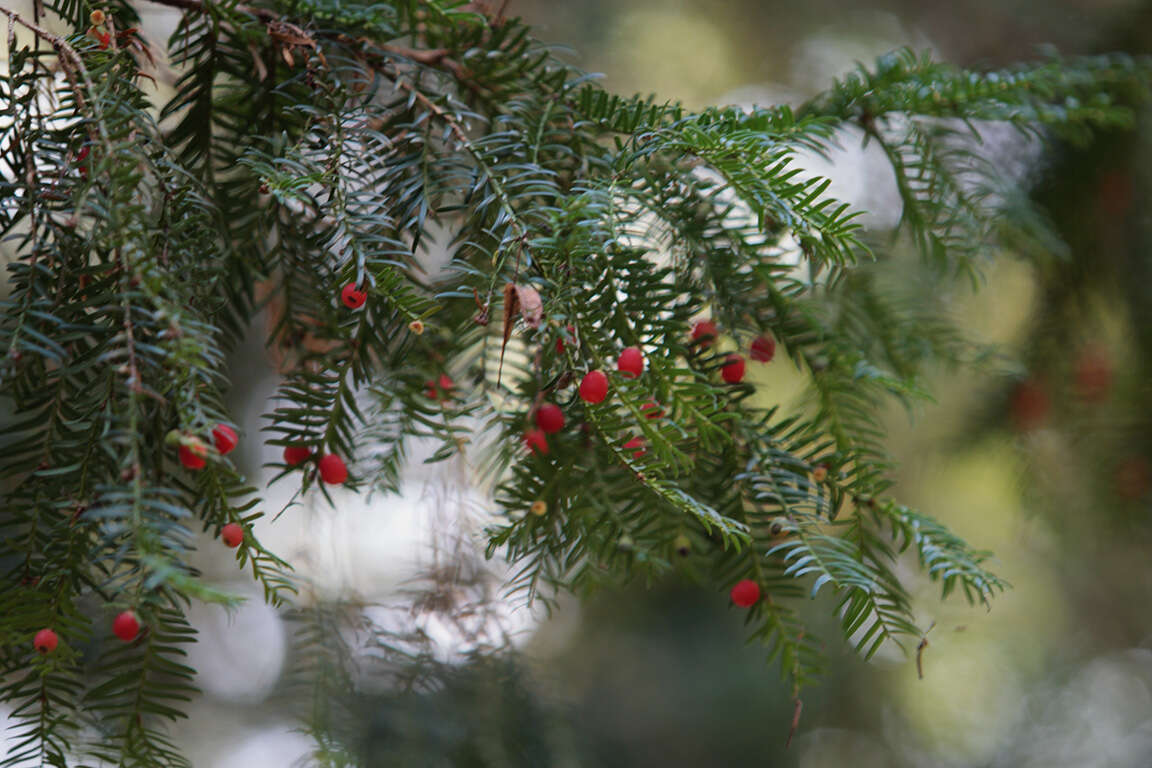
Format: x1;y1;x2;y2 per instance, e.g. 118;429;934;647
4;0;1152;765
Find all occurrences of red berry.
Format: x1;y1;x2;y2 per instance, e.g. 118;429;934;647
112;611;140;642
691;319;719;347
97;31;110;49
536;403;565;434
75;145;91;180
425;373;455;401
1074;348;1112;402
750;335;776;363
640;401;664;420
730;579;761;607
623;435;646;459
1010;378;1049;432
178;441;208;470
556;324;576;354
212;424;238;455
341;283;367;309
221;522;244;548
523;429;549;455
579;370;609;404
618;346;644;378
318;454;348;484
721;354;746;384
33;628;58;654
283;445;312;466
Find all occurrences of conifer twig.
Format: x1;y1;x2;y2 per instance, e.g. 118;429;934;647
0;4;95;115
137;0;474;81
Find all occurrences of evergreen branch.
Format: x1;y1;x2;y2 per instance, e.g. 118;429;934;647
868;500;1009;605
2;3;1148;762
801;47;1151;139
0;5;95;117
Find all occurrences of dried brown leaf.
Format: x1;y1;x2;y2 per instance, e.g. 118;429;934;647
498;282;518;386
514;284;542;328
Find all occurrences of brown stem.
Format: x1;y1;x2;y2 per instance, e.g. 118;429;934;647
0;3;94;115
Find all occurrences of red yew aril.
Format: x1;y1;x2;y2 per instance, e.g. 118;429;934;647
33;628;58;654
691;319;719;347
212;424;238;455
536;404;565;434
579;371;609;404
523;429;549;455
341;283;367;309
318;454;348;484
721;354;746;384
426;374;456;401
623;435;646;459
112;611;140;642
221;523;244;548
283;445;312;466
618;347;644;378
555;324;576;354
730;579;761;607
640;401;664;419
750;335;776;363
178;440;208;470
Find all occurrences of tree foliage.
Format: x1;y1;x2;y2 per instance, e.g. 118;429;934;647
0;0;1148;764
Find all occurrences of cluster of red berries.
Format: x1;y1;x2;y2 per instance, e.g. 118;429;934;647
171;427;254;547
424;373;455;401
525;323;778;455
176;423;348;485
282;444;348;484
522;403;565;456
33;609;144;655
177;424;238;470
524;346;655;457
575;368;658;460
522;314;778;606
691;318;777;385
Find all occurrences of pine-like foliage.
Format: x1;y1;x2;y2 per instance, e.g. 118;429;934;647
0;0;1147;763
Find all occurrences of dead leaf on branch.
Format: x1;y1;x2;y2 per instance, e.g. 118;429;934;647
265;20;329;70
513;283;542;328
497;283;543;386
